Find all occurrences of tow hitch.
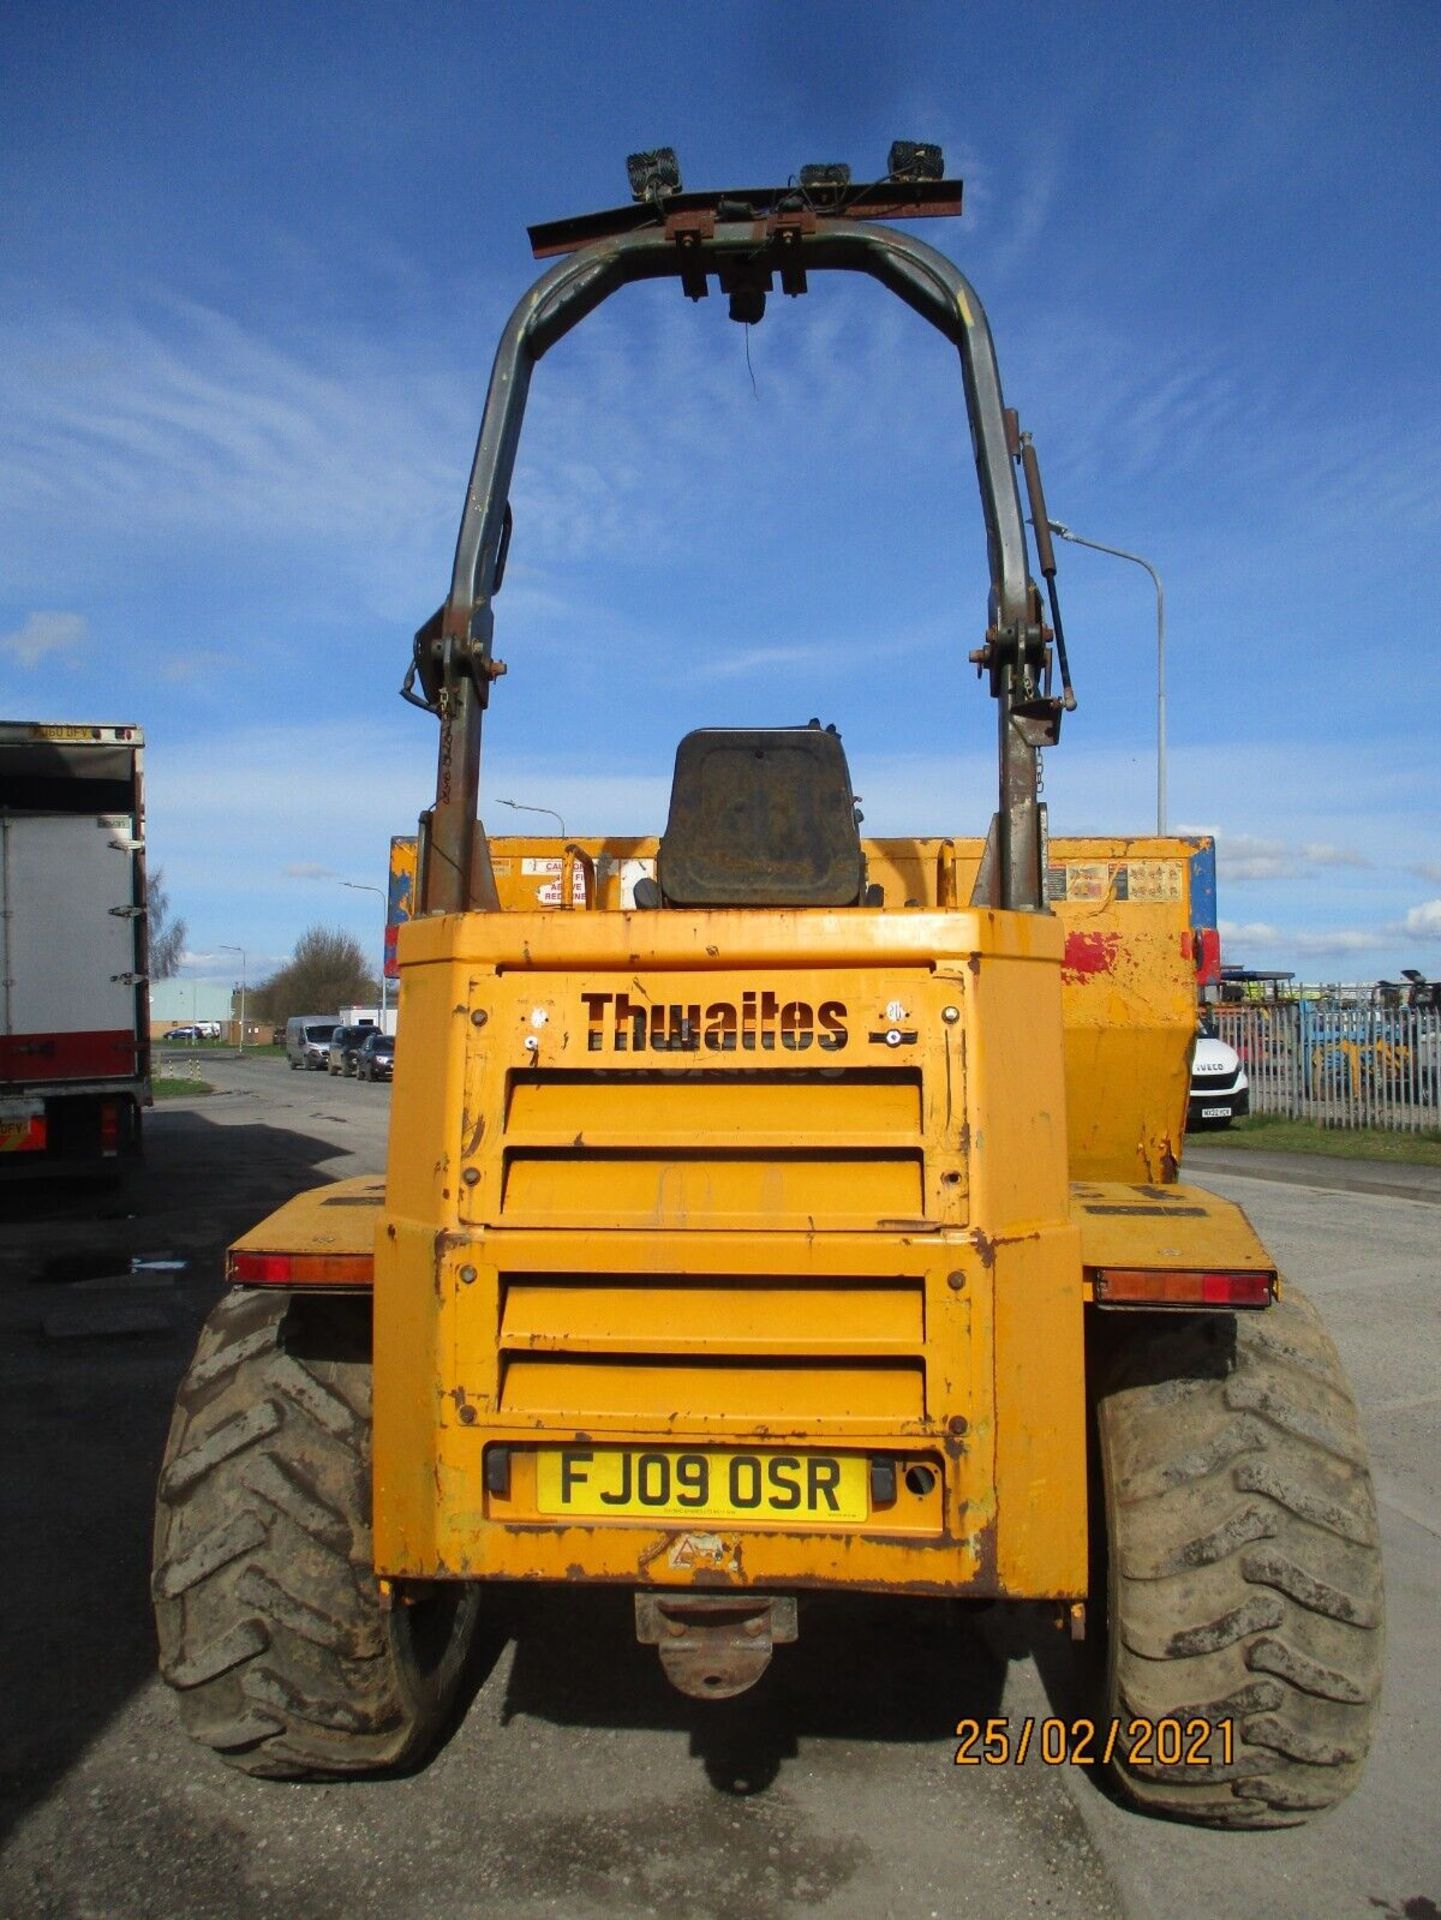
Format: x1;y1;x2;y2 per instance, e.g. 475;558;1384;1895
634;1592;798;1699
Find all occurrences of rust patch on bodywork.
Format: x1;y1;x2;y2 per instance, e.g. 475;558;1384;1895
969;1517;1000;1591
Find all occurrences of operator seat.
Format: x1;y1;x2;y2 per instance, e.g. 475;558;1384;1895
652;724;867;908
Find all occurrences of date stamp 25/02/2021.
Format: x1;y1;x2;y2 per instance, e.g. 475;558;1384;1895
954;1717;1236;1769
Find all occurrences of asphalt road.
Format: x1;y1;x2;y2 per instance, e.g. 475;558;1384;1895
1;1056;1436;1919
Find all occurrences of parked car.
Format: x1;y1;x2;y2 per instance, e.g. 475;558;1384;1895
164;1025;205;1043
1187;1025;1250;1129
327;1025;375;1077
285;1016;340;1071
354;1031;395;1082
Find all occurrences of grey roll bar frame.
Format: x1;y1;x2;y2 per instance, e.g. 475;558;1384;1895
413;215;1059;916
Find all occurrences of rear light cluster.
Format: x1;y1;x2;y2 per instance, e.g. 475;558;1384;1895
1092;1268;1274;1309
229;1250;373;1287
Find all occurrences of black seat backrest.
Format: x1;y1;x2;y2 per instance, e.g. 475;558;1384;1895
656;726;865;908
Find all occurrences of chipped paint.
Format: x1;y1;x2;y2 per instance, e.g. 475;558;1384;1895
1062;929;1120;979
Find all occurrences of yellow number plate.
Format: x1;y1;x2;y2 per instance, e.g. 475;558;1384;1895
0;1110;46;1153
534;1447;868;1524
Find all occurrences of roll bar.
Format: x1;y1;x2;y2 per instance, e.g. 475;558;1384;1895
410;205;1065;915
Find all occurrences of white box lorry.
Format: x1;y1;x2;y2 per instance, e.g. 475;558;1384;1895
0;721;149;1176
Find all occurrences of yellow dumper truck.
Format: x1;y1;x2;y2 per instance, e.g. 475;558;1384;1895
153;152;1381;1826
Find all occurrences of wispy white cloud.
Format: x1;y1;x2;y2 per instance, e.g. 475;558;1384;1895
284;861;338;880
181;946;288;970
1403;899;1441;941
1;609;87;667
158;648;231;684
1219;919;1387;957
1220;895;1441;959
178;947;289;981
1302;842;1370;870
694;643;835;681
1178;828;1373;884
1195;831;1297;883
1222;837;1295;883
0;300;464;568
0;280;963;621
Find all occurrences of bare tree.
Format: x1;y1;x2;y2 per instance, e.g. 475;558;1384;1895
148;867;187;981
251;927;378;1025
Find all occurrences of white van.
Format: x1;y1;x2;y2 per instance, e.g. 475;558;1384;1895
1187;1026;1250;1128
285;1015;340;1071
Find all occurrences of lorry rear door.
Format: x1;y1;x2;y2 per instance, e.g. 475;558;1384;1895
1;813;141;1083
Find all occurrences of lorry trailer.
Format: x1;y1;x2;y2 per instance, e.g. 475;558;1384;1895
1;720;149;1176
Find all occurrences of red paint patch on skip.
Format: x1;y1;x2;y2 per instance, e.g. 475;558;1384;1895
1063;931;1120;979
1192;927;1222;986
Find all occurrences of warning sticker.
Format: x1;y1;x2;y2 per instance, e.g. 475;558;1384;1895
1124;860;1182;902
1055;859;1183;904
1066;863;1112;902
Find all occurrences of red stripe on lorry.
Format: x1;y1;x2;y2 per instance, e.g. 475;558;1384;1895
0;1029;139;1082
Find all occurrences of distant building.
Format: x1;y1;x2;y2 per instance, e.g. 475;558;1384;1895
149;981;235;1033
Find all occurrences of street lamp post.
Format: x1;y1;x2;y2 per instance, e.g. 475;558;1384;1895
496;798;567;838
339;881;389;1020
219;945;247;1052
1046;522;1167;835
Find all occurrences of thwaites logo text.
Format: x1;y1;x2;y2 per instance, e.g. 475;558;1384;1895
581;991;848;1053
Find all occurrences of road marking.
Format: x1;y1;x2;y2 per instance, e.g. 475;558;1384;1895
1366;1390;1441;1416
1374;1478;1441;1541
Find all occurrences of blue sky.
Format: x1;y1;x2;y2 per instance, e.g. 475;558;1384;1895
2;0;1438;989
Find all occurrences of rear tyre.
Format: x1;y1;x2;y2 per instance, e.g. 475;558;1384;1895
1094;1284;1383;1827
153;1288;479;1778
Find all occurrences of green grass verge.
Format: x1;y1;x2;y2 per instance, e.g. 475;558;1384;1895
1189;1111;1441;1166
153;1076;214;1099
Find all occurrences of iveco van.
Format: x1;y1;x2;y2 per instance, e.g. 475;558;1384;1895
284;1015;339;1071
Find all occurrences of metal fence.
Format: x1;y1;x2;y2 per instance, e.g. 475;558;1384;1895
1216;1002;1441;1132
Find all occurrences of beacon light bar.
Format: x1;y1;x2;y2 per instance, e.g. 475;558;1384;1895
529;174;961;259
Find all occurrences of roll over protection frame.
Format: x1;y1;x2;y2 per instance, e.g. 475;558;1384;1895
409;198;1066;917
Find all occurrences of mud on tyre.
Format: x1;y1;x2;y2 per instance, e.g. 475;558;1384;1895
153;1287;479;1777
1094;1283;1383;1827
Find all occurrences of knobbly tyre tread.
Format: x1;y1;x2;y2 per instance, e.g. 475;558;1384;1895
1094;1283;1383;1827
153;1287;479;1777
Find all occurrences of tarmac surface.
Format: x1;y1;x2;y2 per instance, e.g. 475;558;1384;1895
1;1054;1436;1919
1185;1135;1441;1206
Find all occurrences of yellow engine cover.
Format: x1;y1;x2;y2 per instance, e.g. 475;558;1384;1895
372;905;1089;1601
